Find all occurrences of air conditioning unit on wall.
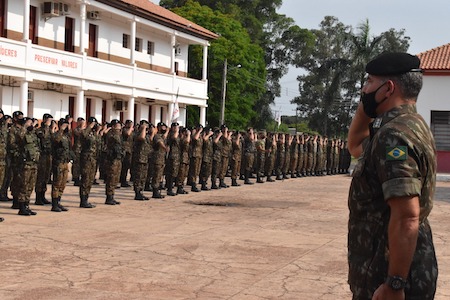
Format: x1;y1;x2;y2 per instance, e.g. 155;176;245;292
114;100;128;111
42;2;59;17
59;3;70;15
87;11;101;20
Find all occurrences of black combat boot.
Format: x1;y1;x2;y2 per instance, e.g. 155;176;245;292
256;175;264;183
80;195;96;208
0;191;11;201
144;182;152;192
244;171;254;185
166;178;177;196
211;177;219;189
11;197;20;209
74;178;80;186
58;197;68;211
25;202;37;215
231;179;241;187
191;183;200;192
201;180;210;191
121;181;131;188
105;195;116;205
134;190;149;201
219;179;229;188
18;202;31;216
177;185;188;194
266;176;275;182
152;189;165;199
51;198;62;212
35;192;50;205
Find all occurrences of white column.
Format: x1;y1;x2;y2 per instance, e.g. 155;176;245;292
202;44;208;81
130;20;136;65
200;106;206;127
105;100;113;121
151;105;160;124
23;0;30;41
19;80;29;116
127;96;135;122
170;35;176;74
75;89;85;119
135;102;142;122
79;1;87;54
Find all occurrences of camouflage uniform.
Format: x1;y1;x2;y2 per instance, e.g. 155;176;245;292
0;121;7;202
230;134;242;186
79;127;98;207
132;130;151;199
51;128;71;211
289;138;298;178
189;133;203;191
152;132;167;197
8;124;22;204
211;134;222;189
120;127;133;186
275;138;285;180
243;133;256;184
176;134;190;194
71;126;83;184
348;105;438;299
17;127;40;205
105;128;123;203
166;131;180;196
255;138;265;183
296;139;305;177
219;136;231;187
35;123;52;203
265;136;276;181
200;134;213;190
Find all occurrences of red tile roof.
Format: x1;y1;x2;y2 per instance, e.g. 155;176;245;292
417;43;450;70
116;0;218;40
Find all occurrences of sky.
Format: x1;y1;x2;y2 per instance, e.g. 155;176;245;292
151;0;450;116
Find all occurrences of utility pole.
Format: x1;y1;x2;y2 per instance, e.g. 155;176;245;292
220;58;228;126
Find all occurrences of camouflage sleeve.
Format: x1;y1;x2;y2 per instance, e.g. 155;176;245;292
373;127;422;201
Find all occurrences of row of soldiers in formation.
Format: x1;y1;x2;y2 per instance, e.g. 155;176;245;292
0;108;351;221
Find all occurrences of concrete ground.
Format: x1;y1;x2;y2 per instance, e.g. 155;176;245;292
1;174;449;300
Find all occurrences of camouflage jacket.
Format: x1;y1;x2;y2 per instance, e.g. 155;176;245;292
348;104;438;299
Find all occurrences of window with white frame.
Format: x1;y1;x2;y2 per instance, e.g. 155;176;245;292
147;41;155;55
431;110;450;151
123;34;130;49
135;37;142;52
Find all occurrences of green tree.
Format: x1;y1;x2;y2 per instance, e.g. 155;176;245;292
292;17;410;137
169;1;267;129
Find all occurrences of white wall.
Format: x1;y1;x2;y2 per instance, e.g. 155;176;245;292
417;76;450;125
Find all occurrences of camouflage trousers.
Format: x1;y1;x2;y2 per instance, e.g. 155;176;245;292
219;156;229;180
200;161;212;183
35;153;52;193
255;154;265;177
133;163;148;192
0;162;5;194
244;152;255;172
120;152;132;183
17;163;38;203
106;159;122;196
275;153;284;176
211;159;221;181
10;162;21;199
230;157;241;180
166;158;180;179
51;162;69;198
152;163;165;189
177;162;189;187
80;157;97;197
189;157;202;184
72;151;81;180
290;154;298;175
283;152;291;174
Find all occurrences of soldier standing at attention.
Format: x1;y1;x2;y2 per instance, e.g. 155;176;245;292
0;114;12;202
219;125;231;188
243;127;256;185
104;119;123;205
210;128;223;189
152;122;169;199
35;113;55;205
0;109;7;221
176;127;191;194
16;117;40;216
275;133;285;180
265;132;277;182
289;134;299;178
166;122;180;196
132;120;154;200
8;111;25;209
230;131;242;186
78;117;99;208
72;117;85;186
50;118;71;212
199;127;214;191
120;120;134;187
347;52;438;299
189;125;203;192
255;130;267;183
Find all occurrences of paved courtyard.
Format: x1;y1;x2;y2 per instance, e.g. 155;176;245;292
1;175;449;299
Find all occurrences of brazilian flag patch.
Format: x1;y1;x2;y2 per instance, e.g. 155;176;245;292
386;146;408;161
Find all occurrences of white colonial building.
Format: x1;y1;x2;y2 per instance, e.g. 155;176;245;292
0;0;217;125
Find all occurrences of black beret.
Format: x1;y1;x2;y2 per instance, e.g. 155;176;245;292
77;117;85;122
125;119;133;125
65;114;72;119
171;122;179;127
87;116;98;123
157;122;167;127
4;115;11;120
196;124;204;129
220;124;228;130
140;119;149;126
366;52;421;76
58;118;69;126
43;113;53;120
13;111;24;118
110;119;121;126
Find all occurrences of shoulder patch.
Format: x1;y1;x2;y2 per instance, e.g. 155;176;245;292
386;146;407;161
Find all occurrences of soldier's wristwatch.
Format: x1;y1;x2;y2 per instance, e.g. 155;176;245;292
385;275;407;290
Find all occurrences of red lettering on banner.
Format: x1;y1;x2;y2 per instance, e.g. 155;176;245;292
34;54;58;65
0;46;18;57
61;60;77;69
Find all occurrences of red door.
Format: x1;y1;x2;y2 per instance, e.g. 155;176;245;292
88;24;98;57
0;0;6;37
65;17;75;52
86;98;92;118
29;6;37;44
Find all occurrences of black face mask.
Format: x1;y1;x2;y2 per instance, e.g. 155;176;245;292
161;129;167;134
361;82;387;118
27;125;34;131
64;128;69;134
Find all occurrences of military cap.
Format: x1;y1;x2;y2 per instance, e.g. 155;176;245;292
171;122;179;127
110;119;121;126
77;117;85;122
140;119;149;126
157;122;167;127
65;114;72;119
196;124;204;129
87;116;98;123
125;119;133;125
58;118;69;126
220;124;228;130
13;111;24;119
43;113;53;120
366;52;421;76
4;115;11;120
